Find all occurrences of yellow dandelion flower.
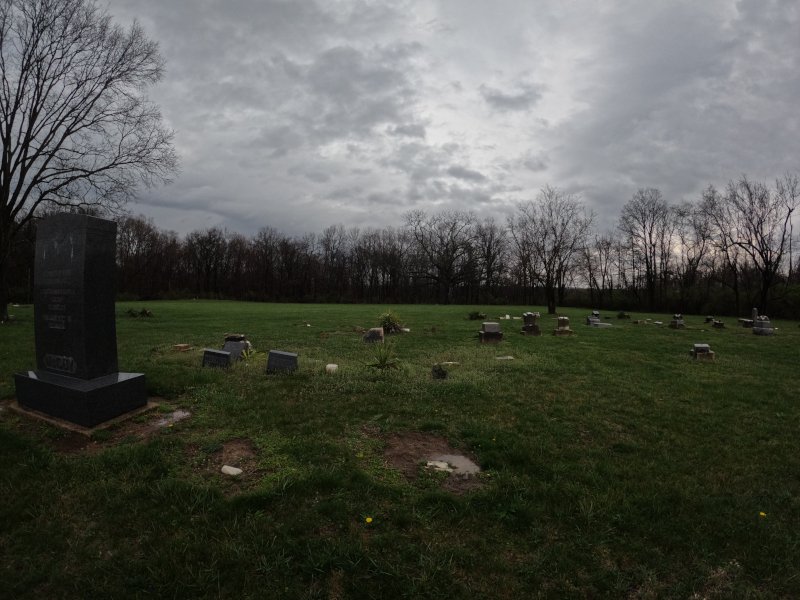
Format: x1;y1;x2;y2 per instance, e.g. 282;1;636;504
759;511;767;518
365;516;373;524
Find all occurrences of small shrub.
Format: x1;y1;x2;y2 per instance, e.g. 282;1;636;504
367;343;400;370
468;311;487;320
378;311;403;334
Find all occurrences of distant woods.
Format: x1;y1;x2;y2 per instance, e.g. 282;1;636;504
6;175;800;317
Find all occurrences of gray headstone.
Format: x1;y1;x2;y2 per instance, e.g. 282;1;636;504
222;340;248;360
266;350;298;373
363;327;384;343
693;344;711;353
482;322;501;333
752;316;774;336
752;307;758;321
203;349;231;368
14;214;146;427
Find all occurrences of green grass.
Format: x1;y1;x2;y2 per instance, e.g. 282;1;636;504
1;301;799;598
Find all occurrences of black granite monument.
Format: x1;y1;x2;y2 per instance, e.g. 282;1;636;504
14;214;147;427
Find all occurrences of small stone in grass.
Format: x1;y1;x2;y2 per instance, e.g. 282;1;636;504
221;465;243;476
426;460;454;473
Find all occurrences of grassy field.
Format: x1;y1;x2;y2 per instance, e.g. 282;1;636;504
1;300;799;598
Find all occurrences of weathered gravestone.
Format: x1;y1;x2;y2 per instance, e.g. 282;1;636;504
479;322;503;343
669;313;685;329
363;327;384;343
752;316;774;336
553;316;574;336
520;312;541;336
14;214;146;428
202;349;232;368
266;350;298;373
586;310;601;326
221;340;248;360
690;343;715;361
223;334;251;356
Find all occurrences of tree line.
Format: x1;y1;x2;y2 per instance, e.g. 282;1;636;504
6;174;800;318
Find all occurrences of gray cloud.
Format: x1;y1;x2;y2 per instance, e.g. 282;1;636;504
479;83;543;112
105;0;799;238
447;165;486;182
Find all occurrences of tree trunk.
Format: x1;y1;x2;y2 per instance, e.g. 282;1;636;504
545;283;557;314
0;256;9;323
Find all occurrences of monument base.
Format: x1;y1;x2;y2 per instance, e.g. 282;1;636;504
479;332;503;344
14;370;147;428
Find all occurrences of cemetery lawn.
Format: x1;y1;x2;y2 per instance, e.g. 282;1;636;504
2;300;800;598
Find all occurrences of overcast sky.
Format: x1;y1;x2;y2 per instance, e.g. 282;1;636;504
105;0;800;237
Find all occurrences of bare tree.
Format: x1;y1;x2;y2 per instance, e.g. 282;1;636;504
510;186;593;314
618;188;671;310
474;217;508;303
672;200;712;309
725;174;799;312
0;0;177;320
184;228;227;295
583;233;615;308
404;209;475;304
701;185;745;314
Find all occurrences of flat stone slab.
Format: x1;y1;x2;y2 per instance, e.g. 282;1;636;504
8;398;158;436
155;409;191;428
427;454;481;477
590;322;613;328
426;460;454;473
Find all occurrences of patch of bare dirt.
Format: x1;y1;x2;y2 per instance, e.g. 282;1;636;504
217;438;258;467
382;431;484;495
188;438;262;496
